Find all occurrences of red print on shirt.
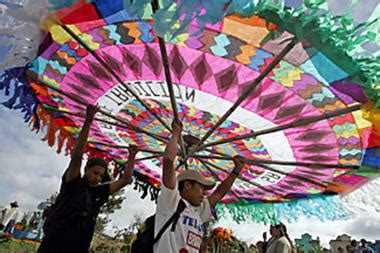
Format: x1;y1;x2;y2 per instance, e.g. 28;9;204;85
186;231;202;250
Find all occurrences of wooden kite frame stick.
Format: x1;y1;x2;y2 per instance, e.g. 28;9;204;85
151;0;189;169
90;141;165;155
192;154;360;170
136;154;162;162
200;159;287;199
195;155;330;189
198;104;362;150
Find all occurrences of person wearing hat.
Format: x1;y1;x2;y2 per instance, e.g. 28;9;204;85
154;122;245;253
38;105;138;253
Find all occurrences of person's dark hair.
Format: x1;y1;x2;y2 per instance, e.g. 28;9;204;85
275;222;294;250
85;157;111;183
178;180;197;192
256;241;264;252
10;201;18;208
271;223;285;235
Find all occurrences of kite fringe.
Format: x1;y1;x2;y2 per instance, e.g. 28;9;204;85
34;104;76;154
215;195;352;224
215;202;279;225
0;67;40;128
0;67;86;154
133;177;160;202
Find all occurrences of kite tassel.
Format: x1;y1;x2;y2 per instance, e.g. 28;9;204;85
215;195;352;224
0;66;40;129
132;176;159;202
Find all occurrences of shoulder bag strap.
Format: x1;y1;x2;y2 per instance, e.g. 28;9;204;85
153;199;186;244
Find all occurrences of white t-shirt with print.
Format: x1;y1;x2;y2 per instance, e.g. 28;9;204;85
153;181;212;253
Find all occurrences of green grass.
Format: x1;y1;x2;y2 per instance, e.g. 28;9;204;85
0;239;39;253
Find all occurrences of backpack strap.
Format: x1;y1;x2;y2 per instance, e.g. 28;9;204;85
170;199;186;232
153;199;186;245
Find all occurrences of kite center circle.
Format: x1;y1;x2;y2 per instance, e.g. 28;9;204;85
183;134;201;152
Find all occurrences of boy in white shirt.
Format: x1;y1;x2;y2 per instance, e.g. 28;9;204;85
154;122;245;253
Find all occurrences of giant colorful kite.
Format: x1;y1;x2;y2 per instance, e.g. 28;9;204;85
1;0;379;223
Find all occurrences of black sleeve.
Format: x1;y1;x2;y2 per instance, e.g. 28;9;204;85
92;184;110;206
60;170;81;194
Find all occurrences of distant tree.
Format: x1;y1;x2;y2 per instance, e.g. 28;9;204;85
113;214;144;252
101;189;126;214
94;189;126;234
314;240;323;253
94;215;111;235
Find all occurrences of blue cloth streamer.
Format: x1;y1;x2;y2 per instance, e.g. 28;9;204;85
0;66;40;129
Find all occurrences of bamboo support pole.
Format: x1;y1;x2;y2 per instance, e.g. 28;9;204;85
91;141;165;155
192;154;360;170
199;104;362;150
200;160;287;199
151;0;188;169
194;155;336;189
136;154;162;162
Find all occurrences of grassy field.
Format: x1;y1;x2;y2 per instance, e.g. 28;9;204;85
0;239;39;253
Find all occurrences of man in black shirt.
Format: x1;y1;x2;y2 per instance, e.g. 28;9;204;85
38;105;138;253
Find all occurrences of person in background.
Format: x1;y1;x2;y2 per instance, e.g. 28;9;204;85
265;223;292;253
351;240;362;253
256;241;265;253
0;201;19;233
360;239;374;253
38;105;138;253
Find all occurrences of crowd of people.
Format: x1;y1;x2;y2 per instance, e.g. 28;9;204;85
0;201;47;242
337;239;375;253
